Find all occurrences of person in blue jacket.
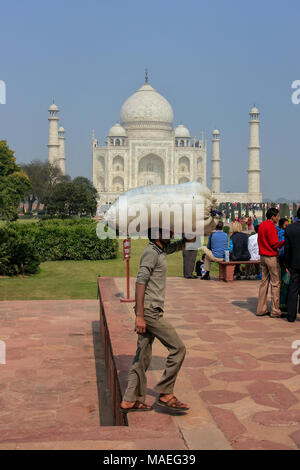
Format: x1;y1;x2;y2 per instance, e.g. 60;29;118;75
201;221;228;280
276;218;289;276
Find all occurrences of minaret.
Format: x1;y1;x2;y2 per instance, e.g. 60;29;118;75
211;129;221;193
248;106;261;195
48;102;60;165
58;126;66;175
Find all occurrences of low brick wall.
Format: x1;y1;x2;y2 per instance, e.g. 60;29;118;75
98;277;128;426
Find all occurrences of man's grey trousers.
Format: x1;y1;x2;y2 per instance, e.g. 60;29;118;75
123;307;186;403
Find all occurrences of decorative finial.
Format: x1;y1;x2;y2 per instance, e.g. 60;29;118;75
145;68;148;84
53;97;55;104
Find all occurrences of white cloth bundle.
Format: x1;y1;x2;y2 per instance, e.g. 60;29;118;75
102;182;219;237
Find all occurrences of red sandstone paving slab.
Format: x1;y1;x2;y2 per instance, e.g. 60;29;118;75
218;352;259;370
199;390;248;405
253;410;300;426
211;370;294;382
208;406;247;442
232;439;294;450
246;381;298;410
290;430;300;447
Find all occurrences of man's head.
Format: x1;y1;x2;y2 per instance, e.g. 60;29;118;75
266;207;280;224
279;218;289;230
148;227;173;247
216;221;224;231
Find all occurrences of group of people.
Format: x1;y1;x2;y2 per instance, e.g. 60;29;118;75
256;207;300;323
120;207;300;414
182;220;259;281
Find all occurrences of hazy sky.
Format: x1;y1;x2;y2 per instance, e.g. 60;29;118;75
1;0;300;200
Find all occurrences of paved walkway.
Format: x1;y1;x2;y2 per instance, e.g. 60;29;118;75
114;277;300;450
1;278;300;450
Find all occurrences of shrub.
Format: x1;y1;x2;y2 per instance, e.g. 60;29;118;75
8;219;118;261
0;226;40;276
223;226;230;235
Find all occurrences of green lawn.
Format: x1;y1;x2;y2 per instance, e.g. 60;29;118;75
0;237;219;301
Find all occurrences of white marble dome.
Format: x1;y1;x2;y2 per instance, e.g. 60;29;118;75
250;106;259;114
120;83;174;129
174;124;191;138
108;122;127;136
49;103;58;111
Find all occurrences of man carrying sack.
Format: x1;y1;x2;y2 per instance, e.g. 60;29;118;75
120;228;194;414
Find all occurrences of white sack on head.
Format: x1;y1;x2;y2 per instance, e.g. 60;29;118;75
103;182;219;237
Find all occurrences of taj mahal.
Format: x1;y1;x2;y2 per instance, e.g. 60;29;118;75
48;73;262;205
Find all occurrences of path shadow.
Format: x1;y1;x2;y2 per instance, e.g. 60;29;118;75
232;297;258;315
92;321;114;426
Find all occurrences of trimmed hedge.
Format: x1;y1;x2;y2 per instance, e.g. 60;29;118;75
0;226;40;276
6;219;118;261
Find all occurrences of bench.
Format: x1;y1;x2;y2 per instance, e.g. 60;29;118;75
218;260;260;282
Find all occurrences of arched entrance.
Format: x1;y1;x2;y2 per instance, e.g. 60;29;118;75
138;154;165;186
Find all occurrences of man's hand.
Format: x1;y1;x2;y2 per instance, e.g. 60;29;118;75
135;314;146;334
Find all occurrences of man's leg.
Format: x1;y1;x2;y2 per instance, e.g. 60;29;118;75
257;256;270;315
184;249;197;277
202;246;212;272
122;330;155;404
267;257;281;317
287;269;300;322
145;315;186;396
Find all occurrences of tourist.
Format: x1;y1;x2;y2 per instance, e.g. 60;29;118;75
201;221;228;280
195;254;206;277
256;208;284;318
182;242;198;279
229;222;251;279
284;207;300;322
247;216;252;231
276;218;289;276
120;228;189;413
253;214;259;228
246;224;261;278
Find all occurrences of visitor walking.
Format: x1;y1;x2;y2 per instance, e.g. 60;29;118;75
256;208;284;318
284;207;300;322
120;228;189;413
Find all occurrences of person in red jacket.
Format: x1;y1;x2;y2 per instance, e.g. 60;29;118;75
257;207;285;317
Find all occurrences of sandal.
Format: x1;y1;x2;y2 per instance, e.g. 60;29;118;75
156;395;189;411
120;400;152;414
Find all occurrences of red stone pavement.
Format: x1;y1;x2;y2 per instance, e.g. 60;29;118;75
112;277;300;450
1;278;300;450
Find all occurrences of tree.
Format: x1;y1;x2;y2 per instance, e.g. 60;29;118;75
237;202;242;219
230;204;235;221
44;177;98;217
22;160;71;214
293;202;298;217
279;203;289;218
0;140;31;221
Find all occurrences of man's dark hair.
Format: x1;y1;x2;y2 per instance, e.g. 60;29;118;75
297;207;300;219
279;218;288;228
266;207;279;220
216;221;223;230
147;227;161;240
254;224;259;233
